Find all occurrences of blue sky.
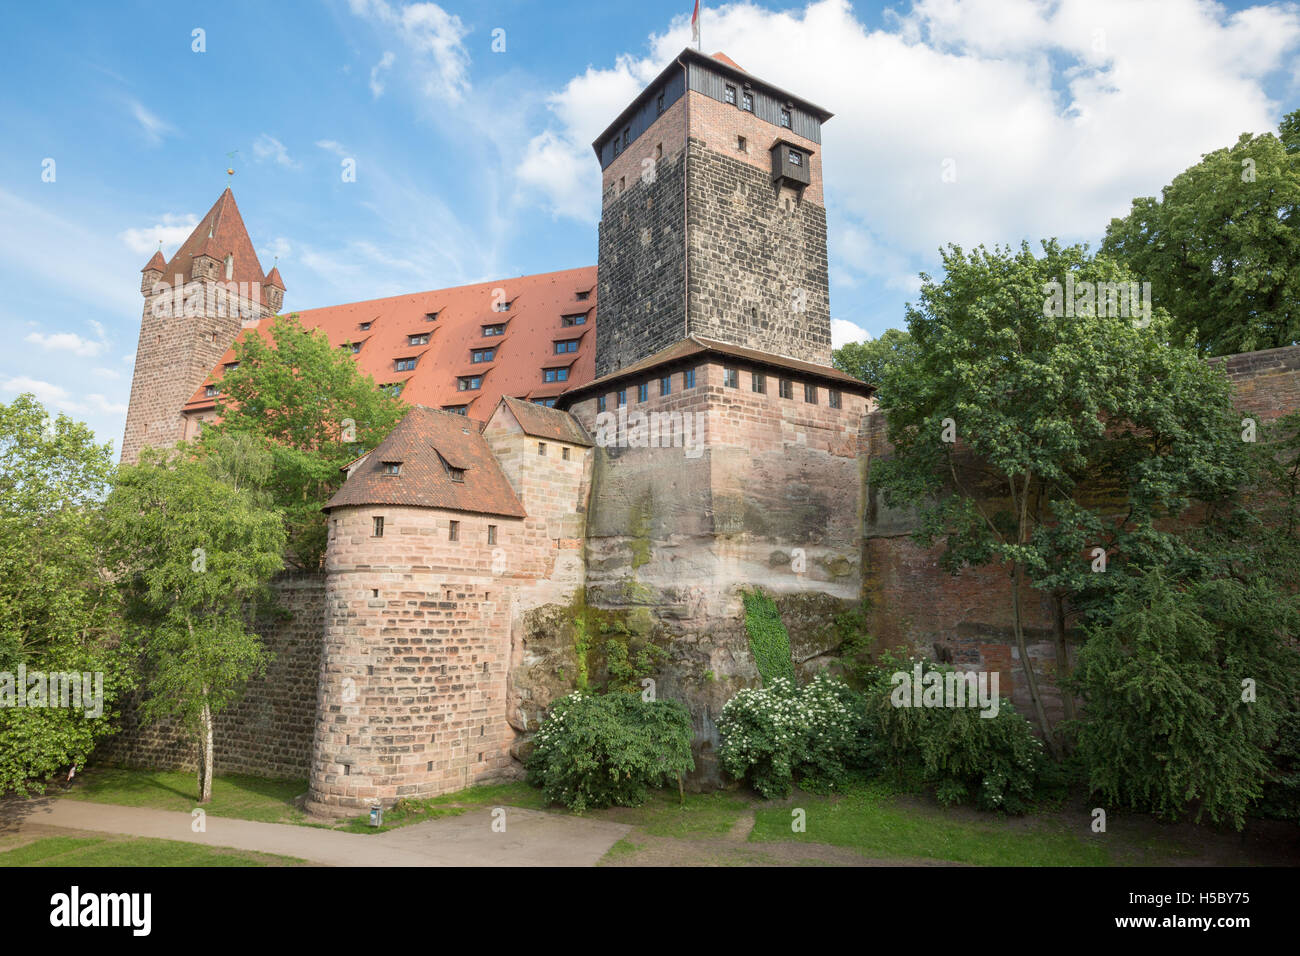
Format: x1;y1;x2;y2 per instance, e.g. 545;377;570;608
1;0;1297;452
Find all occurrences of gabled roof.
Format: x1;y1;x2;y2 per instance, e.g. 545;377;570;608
142;250;167;272
160;188;270;293
183;265;599;419
558;336;874;404
496;396;593;447
324;405;526;518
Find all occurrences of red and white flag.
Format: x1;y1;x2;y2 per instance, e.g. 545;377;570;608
691;1;701;47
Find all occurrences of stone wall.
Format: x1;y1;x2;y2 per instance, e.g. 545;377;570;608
93;573;324;780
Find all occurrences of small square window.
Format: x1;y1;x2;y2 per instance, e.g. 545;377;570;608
576;290;590;301
597;395;607;412
684;369;696;389
488;525;497;546
804;383;818;404
789;149;803;167
724;368;739;388
448;466;465;482
737;135;747;152
829;389;842;409
779;379;793;400
372;516;384;537
638;383;649;403
562;446;570;461
724;85;736;105
538;442;547;456
449;520;459;542
751;372;766;394
381;461;401;476
660;376;671;396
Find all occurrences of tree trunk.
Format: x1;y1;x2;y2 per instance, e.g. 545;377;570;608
199;696;214;804
1012;562;1058;759
1052;591;1076;730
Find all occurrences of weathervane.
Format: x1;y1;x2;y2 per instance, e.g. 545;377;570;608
226;150;239;178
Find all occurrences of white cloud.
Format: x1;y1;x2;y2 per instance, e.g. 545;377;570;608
370;51;396;97
831;318;871;349
92;367;122;380
0;377;126;416
253;134;300;169
347;0;471;103
119;212;199;257
25;321;108;358
127;98;174;146
315;139;349;157
517;0;1300;307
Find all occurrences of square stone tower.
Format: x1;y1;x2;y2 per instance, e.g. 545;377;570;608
593;49;833;377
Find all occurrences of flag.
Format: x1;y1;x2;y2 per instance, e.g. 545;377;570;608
691;1;701;48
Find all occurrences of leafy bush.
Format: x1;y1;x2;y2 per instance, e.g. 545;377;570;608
862;653;1044;814
742;588;795;684
717;674;868;798
526;691;694;811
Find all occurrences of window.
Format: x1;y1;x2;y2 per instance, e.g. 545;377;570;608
443;405;468;416
482;323;505;336
424;311;439;322
780;109;791;128
349;342;362;354
724;368;739;388
562;446;570;461
684;368;696;389
381;461;401;476
409;334;430;346
458;376;483;391
737;135;747;152
788;149;803;167
638;383;649;402
576;290;591;301
617;388;627;407
543;367;569;383
205;384;218;397
224;362;239;372
779;378;793;399
622;128;630;150
533;397;557;408
224;254;234;280
555;339;579;354
597;395;607;412
360;322;372;331
488;525;497;545
751;372;766;394
449;520;459;542
660;375;671;396
561;313;588;327
829;389;842;409
742;91;754;111
395;357;417;372
447;465;465;482
724;84;736;105
372;516;384;537
382;382;404;396
538;442;547;457
804;383;818;404
493;298;513;313
618;176;625;193
472;349;495;363
655;143;663;160
656;93;664;115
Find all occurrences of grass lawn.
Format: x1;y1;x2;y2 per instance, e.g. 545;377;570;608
61;768;308;824
0;834;305;867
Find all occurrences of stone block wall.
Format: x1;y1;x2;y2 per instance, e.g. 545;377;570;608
93;573;324;780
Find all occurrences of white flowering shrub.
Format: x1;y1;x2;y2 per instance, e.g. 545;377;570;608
717;674;868;798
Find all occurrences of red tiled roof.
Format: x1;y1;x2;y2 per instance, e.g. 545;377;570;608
711;52;745;72
324;405;526;518
183;265;599;418
496;396;593;447
159;188;269;295
264;266;285;290
142;250;167;272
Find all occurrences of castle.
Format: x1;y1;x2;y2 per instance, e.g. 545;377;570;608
110;48;1300;810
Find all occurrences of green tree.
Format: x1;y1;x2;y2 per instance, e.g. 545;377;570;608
832;328;915;391
103;447;286;802
202;313;405;568
1102;109;1300;356
873;241;1246;754
0;395;133;795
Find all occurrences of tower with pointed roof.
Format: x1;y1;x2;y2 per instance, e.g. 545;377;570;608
590;48;834;377
121;187;283;463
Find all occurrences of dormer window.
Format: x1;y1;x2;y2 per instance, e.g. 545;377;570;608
458;375;483;391
360;322;371;331
575;290;590;301
381;461;401;476
561;313;587;327
543;367;570;383
424;311;438;321
224;254;233;280
224;362;239;372
443;405;468;416
350;342;361;354
205;385;219;398
448;467;465;482
409;333;430;346
555;339;579;354
472;348;495;363
395;357;417;372
482;323;505;337
382;382;403;396
493;298;513;313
